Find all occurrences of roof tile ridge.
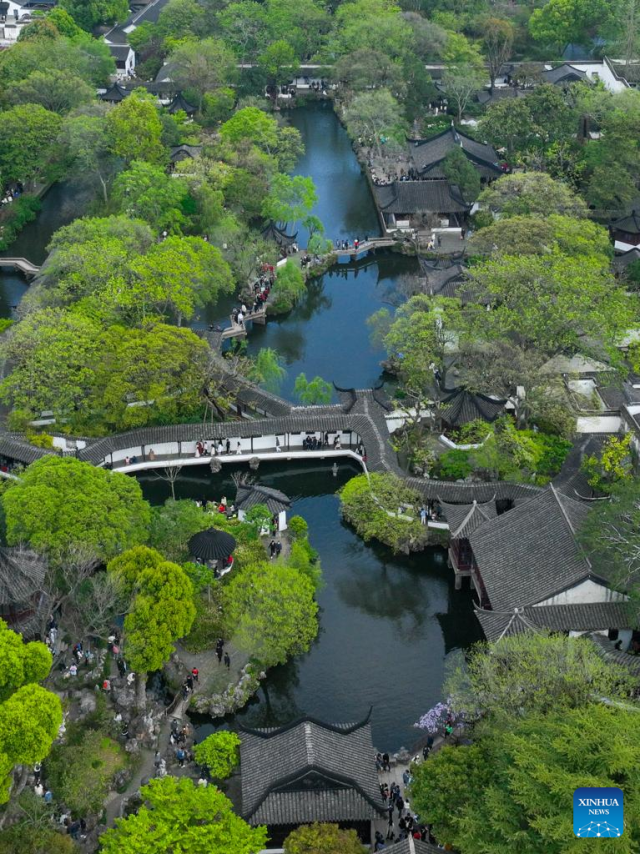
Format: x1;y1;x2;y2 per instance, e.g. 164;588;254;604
550;484;593;571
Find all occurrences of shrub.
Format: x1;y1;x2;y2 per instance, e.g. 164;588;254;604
436;449;473;480
25;429;54;449
193;731;240;779
288;515;308;539
0;196;41;251
46;729;127;814
0;319;13;335
457;419;493;444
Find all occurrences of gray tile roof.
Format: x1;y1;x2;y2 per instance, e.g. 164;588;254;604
440;499;497;538
475;601;635;641
469;486;596;610
610;211;640;235
408;127;502;177
239;716;385;825
0;435;49;465
374;180;470;215
437;387;506;427
541;64;588;85
476;87;529;106
0;547;46;605
589;633;640;676
407;477;542;504
419;261;469;300
613;247;640;270
236;483;291;513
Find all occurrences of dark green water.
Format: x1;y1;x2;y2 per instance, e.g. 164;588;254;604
140;462;482;751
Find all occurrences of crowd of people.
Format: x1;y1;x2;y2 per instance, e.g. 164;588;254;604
1;181;24;206
334;236;369;251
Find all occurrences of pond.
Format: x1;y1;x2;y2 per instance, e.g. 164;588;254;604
140;462;482;752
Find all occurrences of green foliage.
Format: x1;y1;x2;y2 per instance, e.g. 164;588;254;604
293;373;332;405
442;147;481;201
250;347;286;393
446;633;635;721
46;729;127;814
8;69;94;114
456;419;493;444
169;38;237;110
0;824;74;854
343;89;404;157
269;262;306;313
410;704;640;853
259;39;300;87
435;449;473;480
112;162;189;233
108;546;195;675
338;473;429;554
288;515;308;539
468;214;611;261
284;822;365;854
3;457;150;560
0;685;62;803
192;731;240;779
244;503;274;531
59;0;128;30
0;620;51;703
99;776;268;854
0;104;62;184
477;173;588;220
581;433;633;492
106;89;165;165
581;478;640;609
529;0;622;48
262;174;317;227
287;538;323;592
468;252;632;357
0;196;41;251
149;499;212;563
222;561;318;667
24;430;54;449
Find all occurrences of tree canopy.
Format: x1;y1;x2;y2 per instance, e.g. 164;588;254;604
99;777;267;854
284;822;365;854
2;457;150;560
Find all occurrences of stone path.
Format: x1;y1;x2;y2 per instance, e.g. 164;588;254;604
175;639;249;700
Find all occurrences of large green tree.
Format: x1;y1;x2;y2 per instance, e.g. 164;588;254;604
467;252;633;356
59;0;129;30
2;457;150;561
468;214;611;260
108;546;195;708
0;104;62;184
169;38;237;110
99;777;267;853
410;703;640;853
112;160;188;233
222;562;318;667
529;0;622;48
8;69;93;114
0;621;51;703
343;89;403;159
446;633;635;721
106;90;165;165
477;172;588;219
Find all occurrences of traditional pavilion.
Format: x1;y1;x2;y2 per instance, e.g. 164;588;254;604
475;87;529;108
390;840;450;854
541;63;588;86
441;484;635;644
239;713;385;847
407;126;504;181
99;82;131;103
169;144;202;165
0;547;46;638
419;258;475;302
374;180;471;230
236;483;291;531
610;211;640;252
166;92;197;116
437;385;507;431
261;221;298;249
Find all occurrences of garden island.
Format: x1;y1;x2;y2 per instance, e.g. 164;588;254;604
0;0;639;850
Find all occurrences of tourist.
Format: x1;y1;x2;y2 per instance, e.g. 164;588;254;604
186;674;194;691
225;439;231;454
217;440;224;455
383;752;391;771
216;639;224;663
269;539;277;559
192;667;199;682
403;768;411;786
34;782;44;797
237;310;244;327
236;440;242;454
275;540;283;557
69;663;77;678
148;448;156;461
276;436;281;452
420;506;427;525
102;678;111;692
176;747;186;767
224;652;231;669
44;789;53;804
374;830;386;851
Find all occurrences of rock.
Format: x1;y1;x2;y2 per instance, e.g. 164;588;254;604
78;690;97;715
209;458;222;473
249;457;260;470
124;738;139;754
113;685;136;710
113;767;133;789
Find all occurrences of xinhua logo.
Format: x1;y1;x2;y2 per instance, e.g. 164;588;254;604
574;787;624;838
